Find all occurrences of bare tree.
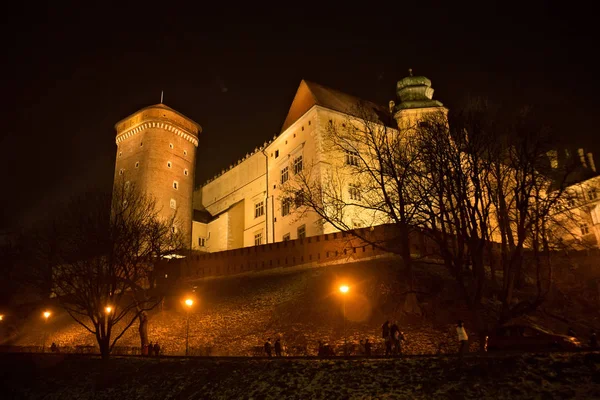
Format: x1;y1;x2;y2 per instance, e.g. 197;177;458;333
36;182;184;359
284;102;426;313
416;101;579;328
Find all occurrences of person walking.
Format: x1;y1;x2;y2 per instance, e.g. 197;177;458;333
148;341;154;357
154;342;160;357
390;321;400;356
382;320;391;356
274;338;282;357
456;320;469;360
264;338;273;357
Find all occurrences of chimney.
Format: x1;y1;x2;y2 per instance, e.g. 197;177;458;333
578;148;588;168
587;152;597;172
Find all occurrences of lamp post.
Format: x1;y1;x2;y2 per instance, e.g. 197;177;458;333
42;311;51;352
104;306;112;331
339;285;349;356
184;298;193;356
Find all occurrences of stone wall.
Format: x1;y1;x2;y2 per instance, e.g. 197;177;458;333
158;224;444;287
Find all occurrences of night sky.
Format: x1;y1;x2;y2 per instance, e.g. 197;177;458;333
1;2;598;230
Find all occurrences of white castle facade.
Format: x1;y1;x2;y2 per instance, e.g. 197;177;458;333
113;73;600;253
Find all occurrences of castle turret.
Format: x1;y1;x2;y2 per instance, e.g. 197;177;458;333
392;69;447;128
114;104;201;246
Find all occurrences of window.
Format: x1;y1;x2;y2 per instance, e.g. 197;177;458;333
308;120;311;126
282;198;291;216
588;189;598;201
353;221;363;229
282;233;291;241
184;150;188;156
184;169;189;176
293;155;303;174
281;166;289;184
118;152;122;157
169;143;174;149
135;162;139;168
349;183;361;201
294;190;304;207
567;194;577;207
167;161;172;168
254;201;265;218
581;223;590;235
345;150;360;166
119;169;124;175
170;198;177;209
171;225;177;233
254;232;263;246
173;181;178;190
198;237;206;247
297;224;306;239
140;142;143;147
275;150;279;158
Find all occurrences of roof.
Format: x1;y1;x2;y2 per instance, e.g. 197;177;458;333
114;103;202;132
279;80;394;133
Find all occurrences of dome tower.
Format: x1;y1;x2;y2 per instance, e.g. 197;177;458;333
392;69;447;128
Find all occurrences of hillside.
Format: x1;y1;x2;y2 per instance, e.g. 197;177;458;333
8;256;599;356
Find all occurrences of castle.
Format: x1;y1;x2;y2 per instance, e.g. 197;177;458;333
113;73;600;252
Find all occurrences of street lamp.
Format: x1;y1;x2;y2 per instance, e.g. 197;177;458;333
105;306;113;314
42;311;51;352
339;285;350;356
0;314;4;321
184;298;194;356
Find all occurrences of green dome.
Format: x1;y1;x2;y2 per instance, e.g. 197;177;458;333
394;70;443;111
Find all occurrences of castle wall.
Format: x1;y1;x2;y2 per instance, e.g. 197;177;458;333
191;221;208;251
206;213;229;253
267;107;323;242
159;224;443;285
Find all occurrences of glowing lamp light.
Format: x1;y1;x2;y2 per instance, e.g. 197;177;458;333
0;315;3;321
339;285;349;294
185;299;194;307
105;306;113;314
43;311;51;319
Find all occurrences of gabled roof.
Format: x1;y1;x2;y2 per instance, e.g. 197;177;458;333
279;80;392;133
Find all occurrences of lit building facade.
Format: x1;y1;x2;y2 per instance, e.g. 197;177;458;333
113;75;599;252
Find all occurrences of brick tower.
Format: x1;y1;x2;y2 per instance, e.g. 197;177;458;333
114;104;201;247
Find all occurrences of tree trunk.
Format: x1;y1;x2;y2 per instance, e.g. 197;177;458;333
138;312;149;351
99;336;110;360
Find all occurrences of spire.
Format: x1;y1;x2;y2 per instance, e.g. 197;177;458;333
160;90;164;104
